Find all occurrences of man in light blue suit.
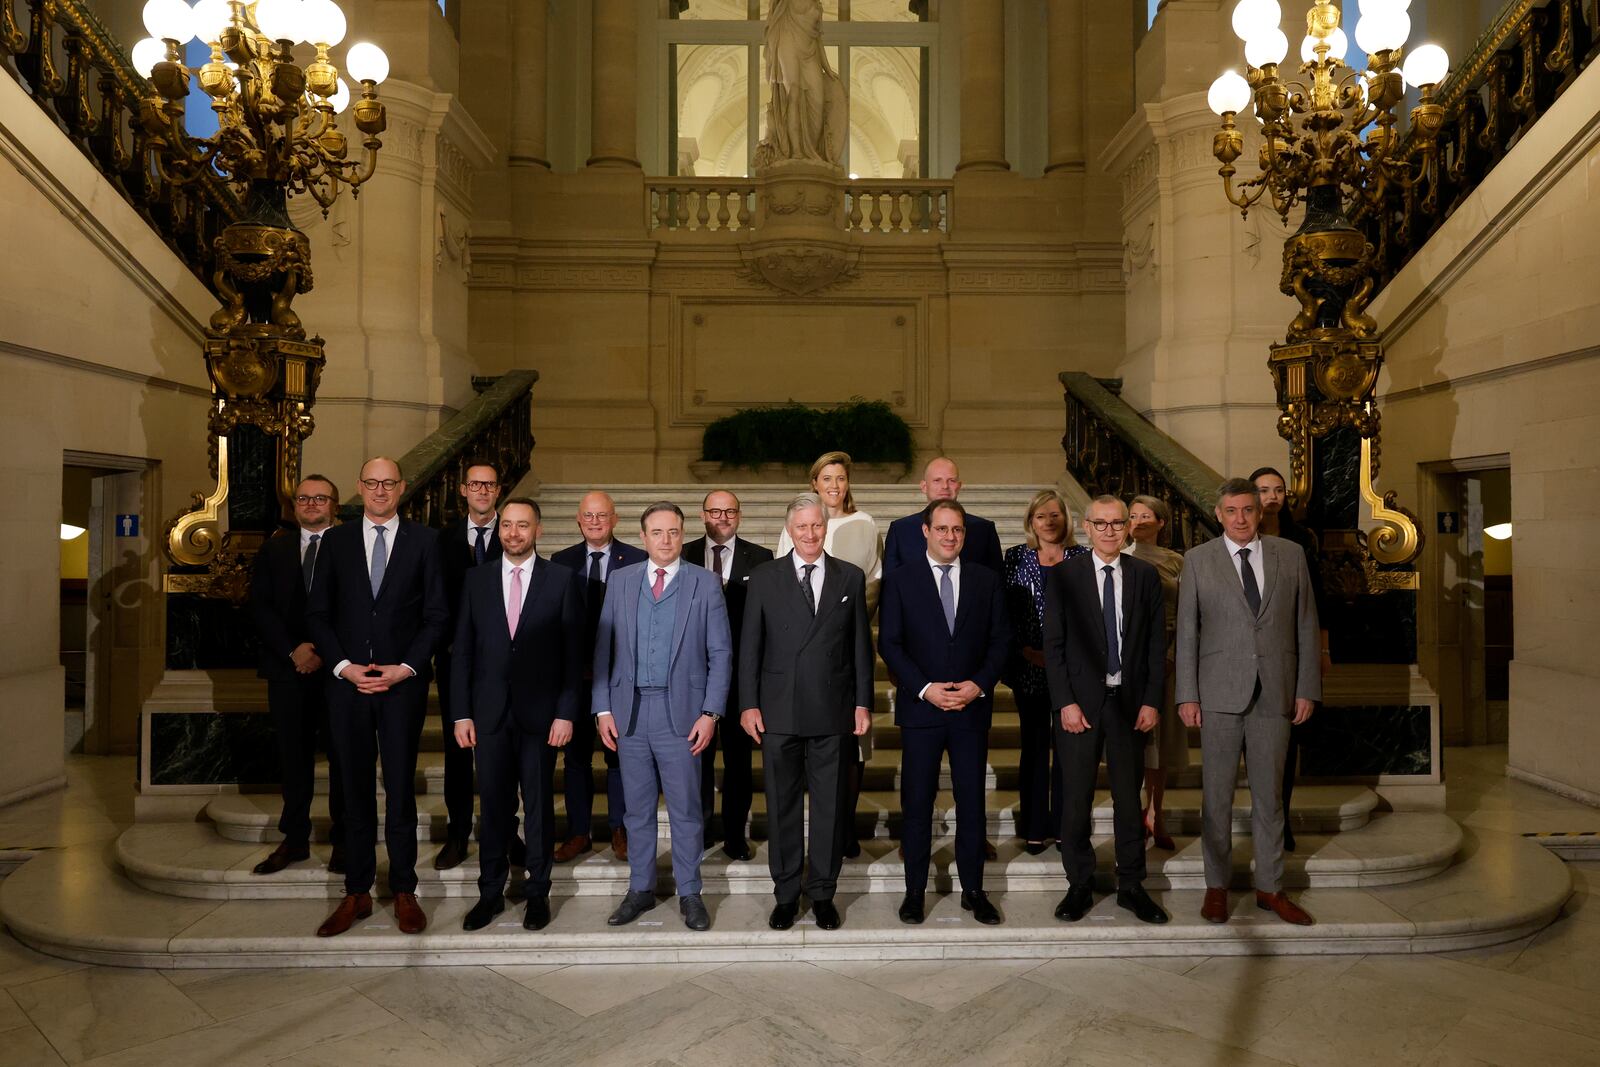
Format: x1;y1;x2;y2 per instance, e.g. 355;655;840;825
592;501;733;931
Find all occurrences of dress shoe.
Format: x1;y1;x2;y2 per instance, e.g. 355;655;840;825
768;901;799;930
1201;887;1230;924
523;895;551;930
607;889;656;926
509;834;527;868
898;891;925;925
722;838;753;862
462;894;504;931
394;892;427;934
1151;833;1177;851
984;839;998;861
680;893;710;931
1022;840;1049;856
842;838;862;859
1256;890;1314;926
327;845;346;876
961;890;1002;925
252;841;309;875
812;899;842;930
316;892;372;937
553;835;592;863
1117;884;1170;925
1283;826;1298;853
611;827;628;862
1054;885;1094;922
432;838;470;871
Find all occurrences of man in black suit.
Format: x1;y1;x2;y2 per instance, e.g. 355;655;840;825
306;457;449;938
683;488;773;861
432;461;505;871
246;475;345;877
739;493;874;931
882;457;1004;575
450;498;584;932
549;490;647;862
1043;495;1170;925
878;499;1011;926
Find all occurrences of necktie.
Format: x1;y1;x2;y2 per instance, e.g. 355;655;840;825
712;543;726;584
937;564;956;634
588;550;604;584
302;533;319;593
800;563;816;614
1239;547;1262;615
652;567;668;600
507;565;523;636
1103;564;1121;676
369;525;387;598
473;524;488;565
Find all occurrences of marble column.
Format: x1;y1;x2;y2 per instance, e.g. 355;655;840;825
510;0;549;167
956;0;1008;172
1045;0;1084;173
587;0;639;168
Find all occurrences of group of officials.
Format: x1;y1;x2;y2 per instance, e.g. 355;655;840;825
250;455;1320;937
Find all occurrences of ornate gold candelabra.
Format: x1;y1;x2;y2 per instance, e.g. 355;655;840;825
1209;0;1448;596
139;0;389;599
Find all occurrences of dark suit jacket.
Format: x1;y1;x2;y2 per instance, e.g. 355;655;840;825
449;557;583;735
249;527;321;681
1042;552;1167;724
878;560;1011;731
683;536;773;652
738;552;874;736
883;510;1004;576
306;517;450;682
441;516;503;632
549;539;650;652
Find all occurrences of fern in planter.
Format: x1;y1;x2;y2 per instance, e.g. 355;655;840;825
701;398;913;469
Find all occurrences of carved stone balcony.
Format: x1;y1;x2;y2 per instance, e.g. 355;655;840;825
646;174;952;237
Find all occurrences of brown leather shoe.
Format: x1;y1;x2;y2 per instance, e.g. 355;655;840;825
1201;887;1230;924
1256;890;1314;926
611;827;628;862
553;835;592;863
394;892;428;934
316;893;372;937
252;841;309;876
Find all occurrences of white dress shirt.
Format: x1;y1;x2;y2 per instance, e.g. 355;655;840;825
299;525;327;561
1091;550;1124;687
644;556;682;594
585;540;616;582
466;517;497;551
1225;533;1266;599
502;555;534;614
704;536;736;583
790;550;825;606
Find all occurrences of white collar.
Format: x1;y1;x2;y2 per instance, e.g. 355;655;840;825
926;552;960;573
1225;533;1263;556
364;514;398;533
792;551;824;572
502;555;534;575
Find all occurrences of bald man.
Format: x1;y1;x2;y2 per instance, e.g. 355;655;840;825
882;458;1004;576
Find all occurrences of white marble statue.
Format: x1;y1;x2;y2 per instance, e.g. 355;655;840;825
754;0;848;168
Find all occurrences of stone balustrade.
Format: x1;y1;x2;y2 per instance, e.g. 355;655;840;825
846;181;951;235
647;179;758;232
646;175;952;236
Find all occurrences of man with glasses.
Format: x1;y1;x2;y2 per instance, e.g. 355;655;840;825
683;490;773;860
306;457;449;937
550;491;647;862
247;475;346;878
1043;495;1170;926
432;461;510;871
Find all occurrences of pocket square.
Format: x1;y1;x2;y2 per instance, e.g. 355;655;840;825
840;595;850;602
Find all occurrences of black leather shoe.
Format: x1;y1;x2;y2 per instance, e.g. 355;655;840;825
722;838;753;862
1116;884;1170;925
1284;825;1297;853
842;838;862;859
462;894;505;931
1022;841;1049;856
680;893;710;931
252;841;309;875
607;890;657;926
898;892;925;925
509;834;527;868
1054;885;1094;922
812;899;842;930
523;895;551;930
768;901;799;930
961;890;1002;925
433;838;470;871
327;845;346;876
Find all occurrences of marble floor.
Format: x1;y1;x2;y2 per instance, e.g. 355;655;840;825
0;749;1596;1067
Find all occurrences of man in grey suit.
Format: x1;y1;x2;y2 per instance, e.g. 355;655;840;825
592;502;733;932
1177;478;1321;926
740;494;874;932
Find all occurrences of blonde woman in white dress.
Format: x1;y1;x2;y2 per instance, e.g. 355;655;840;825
776;450;882;857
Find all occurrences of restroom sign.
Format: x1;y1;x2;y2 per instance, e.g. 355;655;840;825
115;514;140;537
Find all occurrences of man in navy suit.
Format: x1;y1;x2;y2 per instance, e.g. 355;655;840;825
306;457;449;938
878;499;1011;926
882;457;1004;576
450;498;584;932
591;502;733;931
1043;495;1170;926
549;491;647;862
432;461;506;871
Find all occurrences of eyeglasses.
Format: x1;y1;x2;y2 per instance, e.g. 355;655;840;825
359;478;401;491
703;507;740;519
462;480;499;492
579;512;614;522
293;494;334;506
930;524;966;536
1087;519;1129;532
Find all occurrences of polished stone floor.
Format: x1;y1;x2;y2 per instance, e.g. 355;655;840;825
0;749;1596;1066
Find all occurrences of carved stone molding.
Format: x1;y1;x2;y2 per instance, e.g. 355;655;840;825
736;239;861;295
1121;144;1159;204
